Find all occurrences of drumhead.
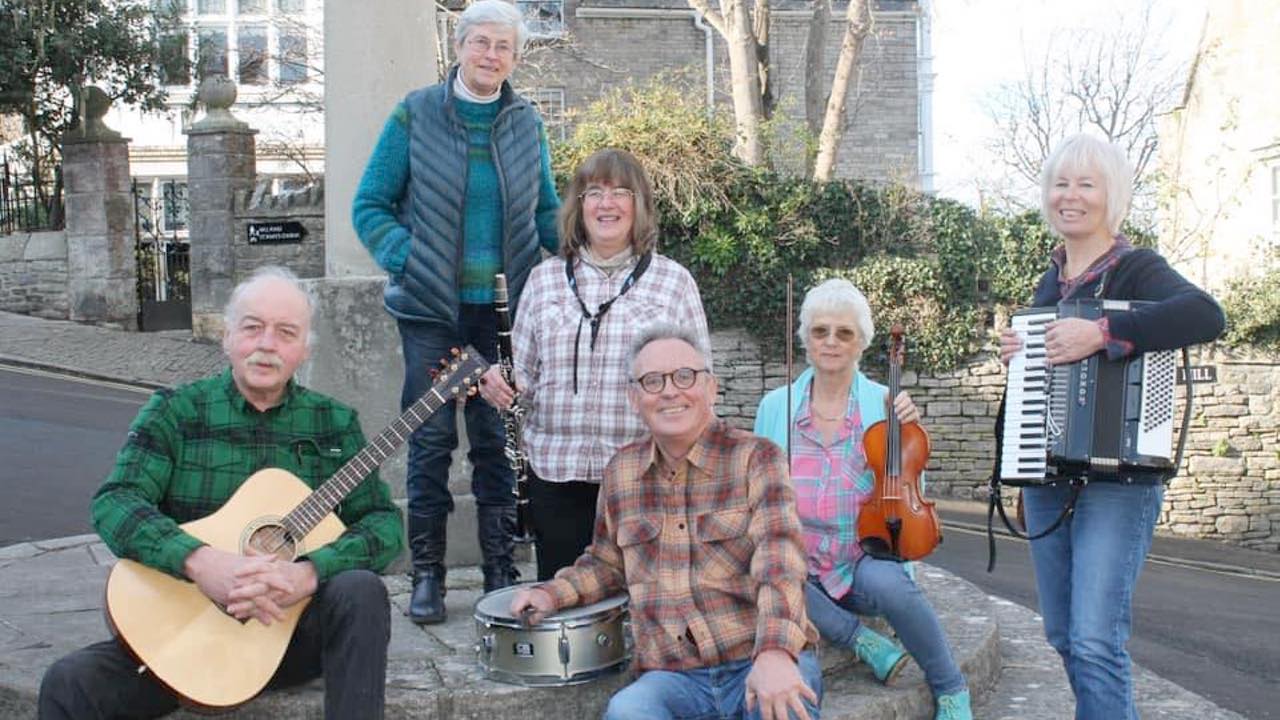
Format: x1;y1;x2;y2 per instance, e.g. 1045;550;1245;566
474;582;627;622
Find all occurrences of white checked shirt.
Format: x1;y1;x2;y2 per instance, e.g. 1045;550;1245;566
512;252;709;484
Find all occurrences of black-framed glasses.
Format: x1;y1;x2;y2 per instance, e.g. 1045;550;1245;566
632;367;710;394
579;187;635;204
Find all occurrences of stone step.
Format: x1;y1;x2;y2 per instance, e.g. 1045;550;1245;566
0;539;1000;719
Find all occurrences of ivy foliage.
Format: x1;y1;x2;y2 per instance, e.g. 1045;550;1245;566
1220;249;1280;352
549;78;1177;371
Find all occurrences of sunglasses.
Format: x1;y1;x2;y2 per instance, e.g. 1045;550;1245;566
809;325;859;343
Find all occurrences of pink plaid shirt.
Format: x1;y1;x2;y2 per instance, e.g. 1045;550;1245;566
790;389;875;600
512;252;708;483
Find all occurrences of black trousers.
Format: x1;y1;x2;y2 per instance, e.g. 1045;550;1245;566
38;570;391;720
528;471;600;581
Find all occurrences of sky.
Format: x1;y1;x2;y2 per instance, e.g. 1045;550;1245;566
929;0;1210;207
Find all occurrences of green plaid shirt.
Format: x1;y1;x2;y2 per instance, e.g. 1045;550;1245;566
91;369;403;583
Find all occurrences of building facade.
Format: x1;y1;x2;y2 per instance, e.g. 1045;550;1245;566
1158;0;1280;293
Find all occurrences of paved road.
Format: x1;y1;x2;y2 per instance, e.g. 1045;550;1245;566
931;512;1280;720
3;365;1277;718
0;366;151;545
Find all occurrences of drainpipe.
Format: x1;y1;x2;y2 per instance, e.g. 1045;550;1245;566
916;0;936;193
693;11;714;118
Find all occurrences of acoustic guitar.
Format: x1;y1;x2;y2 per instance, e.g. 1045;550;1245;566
103;347;488;710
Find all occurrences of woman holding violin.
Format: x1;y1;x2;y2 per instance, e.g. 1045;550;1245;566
755;279;971;720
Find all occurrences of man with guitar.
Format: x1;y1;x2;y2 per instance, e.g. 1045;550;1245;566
39;266;403;719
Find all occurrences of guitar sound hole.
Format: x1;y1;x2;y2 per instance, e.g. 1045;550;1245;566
246;524;297;561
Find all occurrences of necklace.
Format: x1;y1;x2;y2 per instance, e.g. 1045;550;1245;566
809;403;846;422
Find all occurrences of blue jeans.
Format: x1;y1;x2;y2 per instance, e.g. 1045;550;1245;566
804;557;966;697
398;306;513;526
1023;480;1164;720
603;651;822;720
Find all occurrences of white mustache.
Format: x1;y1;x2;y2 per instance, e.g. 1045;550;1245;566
246;351;284;369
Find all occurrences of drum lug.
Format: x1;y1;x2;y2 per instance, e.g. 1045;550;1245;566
478;633;494;665
558;632;570;667
596;632;611;648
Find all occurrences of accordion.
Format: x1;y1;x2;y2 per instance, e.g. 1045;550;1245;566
1000;299;1178;485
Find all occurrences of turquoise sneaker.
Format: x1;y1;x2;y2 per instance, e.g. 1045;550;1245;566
852;625;909;685
935;689;973;720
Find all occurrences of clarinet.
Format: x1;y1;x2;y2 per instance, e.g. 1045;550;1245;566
494;274;535;544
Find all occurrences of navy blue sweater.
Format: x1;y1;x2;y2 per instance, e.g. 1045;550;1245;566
1032;247;1224;354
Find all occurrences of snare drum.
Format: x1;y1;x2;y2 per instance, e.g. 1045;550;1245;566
474;584;630;687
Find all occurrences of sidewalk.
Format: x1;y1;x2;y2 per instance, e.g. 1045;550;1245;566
0;310;1251;719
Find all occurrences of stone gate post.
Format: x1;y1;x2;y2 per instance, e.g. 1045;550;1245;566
60;86;138;328
185;77;257;340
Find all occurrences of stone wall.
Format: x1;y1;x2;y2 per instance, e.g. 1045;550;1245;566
0;231;69;318
708;329;1279;552
232;181;326;280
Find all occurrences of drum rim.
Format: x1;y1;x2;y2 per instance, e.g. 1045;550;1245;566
473;584;628;624
475;606;628;631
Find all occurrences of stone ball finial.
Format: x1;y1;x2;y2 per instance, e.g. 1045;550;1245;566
190;75;250;132
67;85;123;141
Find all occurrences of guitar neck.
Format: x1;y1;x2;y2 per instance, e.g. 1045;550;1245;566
282;352;484;539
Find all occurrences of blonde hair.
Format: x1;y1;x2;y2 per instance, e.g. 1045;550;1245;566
1040;134;1133;236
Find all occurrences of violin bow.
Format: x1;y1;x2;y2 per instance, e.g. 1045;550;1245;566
786;274;794;466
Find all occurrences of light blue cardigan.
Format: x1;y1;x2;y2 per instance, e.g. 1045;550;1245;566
753;366;889;448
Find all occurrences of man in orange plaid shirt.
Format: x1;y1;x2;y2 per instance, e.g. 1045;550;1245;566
511;323;822;720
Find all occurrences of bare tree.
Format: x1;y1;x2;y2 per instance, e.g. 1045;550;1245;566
983;2;1183;221
685;0;871;173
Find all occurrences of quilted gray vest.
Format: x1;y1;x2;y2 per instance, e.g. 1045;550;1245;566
383;68;545;327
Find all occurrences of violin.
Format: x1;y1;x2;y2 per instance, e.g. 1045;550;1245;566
857;325;942;562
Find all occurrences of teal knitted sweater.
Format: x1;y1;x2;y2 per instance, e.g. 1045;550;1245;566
352;99;559;303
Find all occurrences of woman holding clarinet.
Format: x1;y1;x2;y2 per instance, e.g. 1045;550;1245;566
478;148;709;580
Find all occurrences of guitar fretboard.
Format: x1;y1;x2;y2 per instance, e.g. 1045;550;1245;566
280;353;485;540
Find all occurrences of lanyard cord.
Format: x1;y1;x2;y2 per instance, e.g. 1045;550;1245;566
564;251;653;393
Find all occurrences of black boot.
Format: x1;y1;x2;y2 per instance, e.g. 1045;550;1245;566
407;513;447;624
478;504;520;593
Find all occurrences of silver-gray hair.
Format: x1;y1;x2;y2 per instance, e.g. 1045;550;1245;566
1040;133;1133;237
455;0;529;59
627;322;714;377
798;278;875;356
223;265;316;348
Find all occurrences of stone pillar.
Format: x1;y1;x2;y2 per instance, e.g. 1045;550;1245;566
185;77;257;341
61;87;138;328
323;0;438;277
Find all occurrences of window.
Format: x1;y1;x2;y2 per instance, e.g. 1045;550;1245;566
516;0;564;37
197;27;229;78
134;180;189;237
161;181;190;233
168;1;313;89
237;26;268;84
278;28;308;84
523;87;567;141
1271;165;1279;232
158;32;191;86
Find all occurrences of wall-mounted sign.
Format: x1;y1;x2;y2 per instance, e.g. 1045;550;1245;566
1177;365;1216;385
247;221;308;245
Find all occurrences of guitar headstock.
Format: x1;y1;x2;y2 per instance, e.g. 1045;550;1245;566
431;346;489;398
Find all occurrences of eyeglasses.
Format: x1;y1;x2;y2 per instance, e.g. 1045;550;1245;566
632;367;710;394
579;187;635;204
465;35;515;57
809;325;859;343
